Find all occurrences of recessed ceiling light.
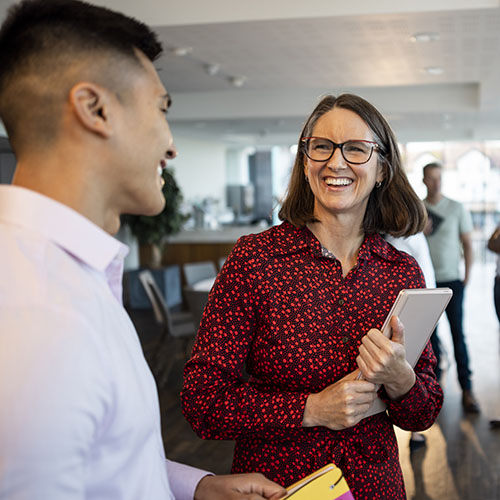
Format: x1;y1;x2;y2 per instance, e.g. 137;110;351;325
204;63;220;76
424;66;444;75
410;32;440;43
170;46;193;56
228;76;247;88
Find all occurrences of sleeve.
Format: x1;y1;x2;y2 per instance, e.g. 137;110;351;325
459;203;473;235
411;233;436;288
0;306;111;500
378;261;443;430
166;460;211;500
181;237;309;441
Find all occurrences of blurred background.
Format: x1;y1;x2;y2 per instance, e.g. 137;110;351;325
1;0;499;263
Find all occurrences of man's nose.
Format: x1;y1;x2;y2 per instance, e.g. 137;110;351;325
166;145;177;160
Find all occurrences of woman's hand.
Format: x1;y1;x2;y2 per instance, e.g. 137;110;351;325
356;316;416;400
302;370;377;430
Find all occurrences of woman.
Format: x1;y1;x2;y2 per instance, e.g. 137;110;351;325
487;225;500;324
182;94;443;500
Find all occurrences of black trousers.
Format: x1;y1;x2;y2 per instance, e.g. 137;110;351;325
430;280;472;391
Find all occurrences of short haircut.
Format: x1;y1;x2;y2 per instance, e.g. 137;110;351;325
279;93;427;237
423;162;442;177
0;0;163;152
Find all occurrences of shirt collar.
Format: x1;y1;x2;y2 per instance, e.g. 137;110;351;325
0;185;128;272
269;221;402;263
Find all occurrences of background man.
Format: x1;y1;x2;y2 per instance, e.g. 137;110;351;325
0;1;286;499
422;162;479;413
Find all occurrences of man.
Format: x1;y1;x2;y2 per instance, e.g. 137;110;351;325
487;225;500;429
422;162;479;413
0;1;286;499
487;225;500;326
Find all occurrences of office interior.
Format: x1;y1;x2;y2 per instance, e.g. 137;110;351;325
0;1;499;498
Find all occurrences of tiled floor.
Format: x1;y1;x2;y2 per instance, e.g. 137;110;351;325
149;261;500;499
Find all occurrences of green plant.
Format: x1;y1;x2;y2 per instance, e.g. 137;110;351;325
121;168;187;246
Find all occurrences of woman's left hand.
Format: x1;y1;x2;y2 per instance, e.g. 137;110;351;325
356;316;416;400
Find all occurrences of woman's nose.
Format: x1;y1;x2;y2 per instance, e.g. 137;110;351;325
326;146;347;168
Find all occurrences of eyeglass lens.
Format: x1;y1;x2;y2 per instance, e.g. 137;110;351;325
305;138;375;164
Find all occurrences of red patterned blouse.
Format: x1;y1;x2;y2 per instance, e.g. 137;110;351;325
181;222;443;500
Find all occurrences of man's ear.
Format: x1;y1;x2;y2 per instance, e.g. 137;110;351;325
69;82;115;138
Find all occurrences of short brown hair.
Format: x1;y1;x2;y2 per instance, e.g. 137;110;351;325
0;0;162;153
278;93;426;237
423;162;442;177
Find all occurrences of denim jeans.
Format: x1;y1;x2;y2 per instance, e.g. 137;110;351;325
430;280;472;391
495;277;500;325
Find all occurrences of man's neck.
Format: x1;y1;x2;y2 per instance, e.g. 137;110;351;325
426;193;443;205
12;157;119;235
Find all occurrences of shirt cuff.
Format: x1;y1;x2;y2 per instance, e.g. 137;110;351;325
166;459;212;500
381;377;423;412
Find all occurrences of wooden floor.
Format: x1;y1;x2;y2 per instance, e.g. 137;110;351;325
142;261;500;500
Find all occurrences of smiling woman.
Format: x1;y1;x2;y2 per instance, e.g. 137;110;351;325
181;93;441;500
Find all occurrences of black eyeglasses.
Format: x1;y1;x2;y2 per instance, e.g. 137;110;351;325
301;136;381;165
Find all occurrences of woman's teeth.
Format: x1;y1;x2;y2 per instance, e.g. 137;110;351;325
325;178;352;186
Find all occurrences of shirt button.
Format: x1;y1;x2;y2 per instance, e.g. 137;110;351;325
338;298;345;305
342;336;349;344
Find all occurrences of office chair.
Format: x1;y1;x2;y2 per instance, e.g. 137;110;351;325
183;287;209;330
138;270;197;388
182;261;217;287
218;256;227;270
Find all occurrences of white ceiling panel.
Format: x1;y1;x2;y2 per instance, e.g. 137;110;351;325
2;0;500;144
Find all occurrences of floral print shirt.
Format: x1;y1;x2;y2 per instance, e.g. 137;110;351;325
182;221;443;500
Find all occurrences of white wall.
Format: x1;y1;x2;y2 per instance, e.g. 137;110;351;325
169;132;227;207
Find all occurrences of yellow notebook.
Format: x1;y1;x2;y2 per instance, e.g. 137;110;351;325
281;463;354;499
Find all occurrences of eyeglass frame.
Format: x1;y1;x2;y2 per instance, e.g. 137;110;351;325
300;136;382;165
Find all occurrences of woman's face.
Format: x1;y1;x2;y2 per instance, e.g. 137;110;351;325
303;107;384;223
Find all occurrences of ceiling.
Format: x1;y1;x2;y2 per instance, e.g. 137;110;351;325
2;0;500;146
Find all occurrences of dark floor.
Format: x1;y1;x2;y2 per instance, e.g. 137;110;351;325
134;261;500;499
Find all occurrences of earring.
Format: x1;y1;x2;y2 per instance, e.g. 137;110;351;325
375;181;382;188
305;175;309;183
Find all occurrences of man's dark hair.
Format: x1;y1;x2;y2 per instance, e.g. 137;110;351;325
0;0;163;152
423;162;442;176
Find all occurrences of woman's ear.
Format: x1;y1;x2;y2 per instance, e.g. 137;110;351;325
376;158;386;184
69;82;114;138
304;162;310;182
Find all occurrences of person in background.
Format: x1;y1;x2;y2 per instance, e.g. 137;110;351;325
385;232;437;451
422;162;480;413
487;225;500;326
486;225;500;430
182;93;443;500
0;1;287;499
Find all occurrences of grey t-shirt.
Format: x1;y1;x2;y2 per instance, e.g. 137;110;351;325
424;196;473;282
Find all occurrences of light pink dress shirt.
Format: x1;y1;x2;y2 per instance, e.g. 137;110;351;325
0;186;208;499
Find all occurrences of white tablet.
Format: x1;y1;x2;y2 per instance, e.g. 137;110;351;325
362;287;452;418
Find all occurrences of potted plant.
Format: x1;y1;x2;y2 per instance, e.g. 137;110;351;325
122;167;186;268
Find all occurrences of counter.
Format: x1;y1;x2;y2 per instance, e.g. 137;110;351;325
163;224;268;267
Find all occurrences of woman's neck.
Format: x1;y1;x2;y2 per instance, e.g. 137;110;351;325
307;217;365;277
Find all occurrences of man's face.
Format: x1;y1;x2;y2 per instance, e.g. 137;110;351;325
110;51;177;217
423;167;442;198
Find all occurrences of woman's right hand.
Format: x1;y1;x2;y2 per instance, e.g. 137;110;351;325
301;370;377;430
